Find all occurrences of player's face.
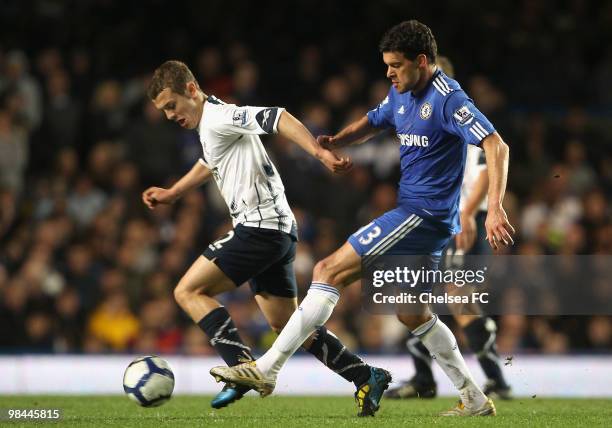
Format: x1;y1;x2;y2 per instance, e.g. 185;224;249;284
153;83;201;130
383;51;421;93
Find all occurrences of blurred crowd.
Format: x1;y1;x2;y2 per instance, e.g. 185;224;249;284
0;0;610;356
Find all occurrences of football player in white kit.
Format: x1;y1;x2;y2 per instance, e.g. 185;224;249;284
143;60;391;415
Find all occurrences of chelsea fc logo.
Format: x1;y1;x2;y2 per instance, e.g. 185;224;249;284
420;102;433;120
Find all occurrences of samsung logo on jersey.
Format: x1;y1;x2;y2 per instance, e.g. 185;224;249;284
398;134;429;147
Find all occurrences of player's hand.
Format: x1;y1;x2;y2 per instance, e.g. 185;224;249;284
485;205;515;250
456;211;477;252
317;147;353;174
142;187;179;209
317;135;336;150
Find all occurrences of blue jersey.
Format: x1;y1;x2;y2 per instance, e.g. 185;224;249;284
367;69;495;234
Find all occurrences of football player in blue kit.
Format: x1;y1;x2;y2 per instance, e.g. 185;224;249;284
211;20;515;416
385;56;513;402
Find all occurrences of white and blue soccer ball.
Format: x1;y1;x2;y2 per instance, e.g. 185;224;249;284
123;356;175;407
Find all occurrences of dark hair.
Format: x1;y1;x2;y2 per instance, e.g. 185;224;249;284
146;60;198;100
379;20;437;63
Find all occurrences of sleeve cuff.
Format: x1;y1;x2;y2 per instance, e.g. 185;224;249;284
272;108;285;134
468;121;494;142
366;111;376;127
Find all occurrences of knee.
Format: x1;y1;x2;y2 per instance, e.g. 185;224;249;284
313;259;328;279
267;315;291;334
173;280;207;307
313;258;337;284
397;313;433;331
268;323;284;334
173;283;190;307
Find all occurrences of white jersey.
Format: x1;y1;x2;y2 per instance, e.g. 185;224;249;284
460;144;488;212
197;96;297;236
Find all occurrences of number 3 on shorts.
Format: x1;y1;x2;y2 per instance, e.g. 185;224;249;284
209;230;235;251
358;225;382;245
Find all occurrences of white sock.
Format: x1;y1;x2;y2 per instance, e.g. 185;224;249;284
257;283;340;379
417;315;487;409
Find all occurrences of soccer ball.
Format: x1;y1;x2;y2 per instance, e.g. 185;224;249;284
123;356;175;407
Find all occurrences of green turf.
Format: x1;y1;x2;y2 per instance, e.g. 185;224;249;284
0;395;610;427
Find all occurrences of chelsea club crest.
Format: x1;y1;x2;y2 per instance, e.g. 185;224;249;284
419;102;433;120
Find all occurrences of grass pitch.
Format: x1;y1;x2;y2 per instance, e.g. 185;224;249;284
1;395;610;427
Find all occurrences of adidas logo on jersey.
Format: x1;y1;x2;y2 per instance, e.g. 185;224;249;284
397;105;405;114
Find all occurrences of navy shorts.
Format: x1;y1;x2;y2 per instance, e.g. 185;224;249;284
202;224;298;298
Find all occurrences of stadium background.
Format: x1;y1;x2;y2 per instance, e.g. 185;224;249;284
0;0;610;393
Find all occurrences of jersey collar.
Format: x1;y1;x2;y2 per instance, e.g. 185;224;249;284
197;96;212;134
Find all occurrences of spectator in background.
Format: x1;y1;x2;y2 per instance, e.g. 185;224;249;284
63;243;100;311
293;46;323;103
85;142;123;194
196;47;233;99
520;164;583;250
69;49;93;105
54;287;85;352
66;175;107;229
321;76;352;130
580;189;610;252
125;102;182;185
0;107;29;238
88;80;126;144
0;277;29;349
35;48;63;80
87;291;139;351
138;298;182;353
232;61;260;105
43;69;81;148
564;141;596;194
1;50;42;130
0;109;28;194
24;312;55;352
0;108;28;234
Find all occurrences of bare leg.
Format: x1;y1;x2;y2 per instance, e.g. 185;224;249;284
176;256;255;374
173;256;235;321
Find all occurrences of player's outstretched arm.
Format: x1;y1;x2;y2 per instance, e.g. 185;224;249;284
481;133;515;249
142;161;212;209
276;110;352;174
318;115;381;150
